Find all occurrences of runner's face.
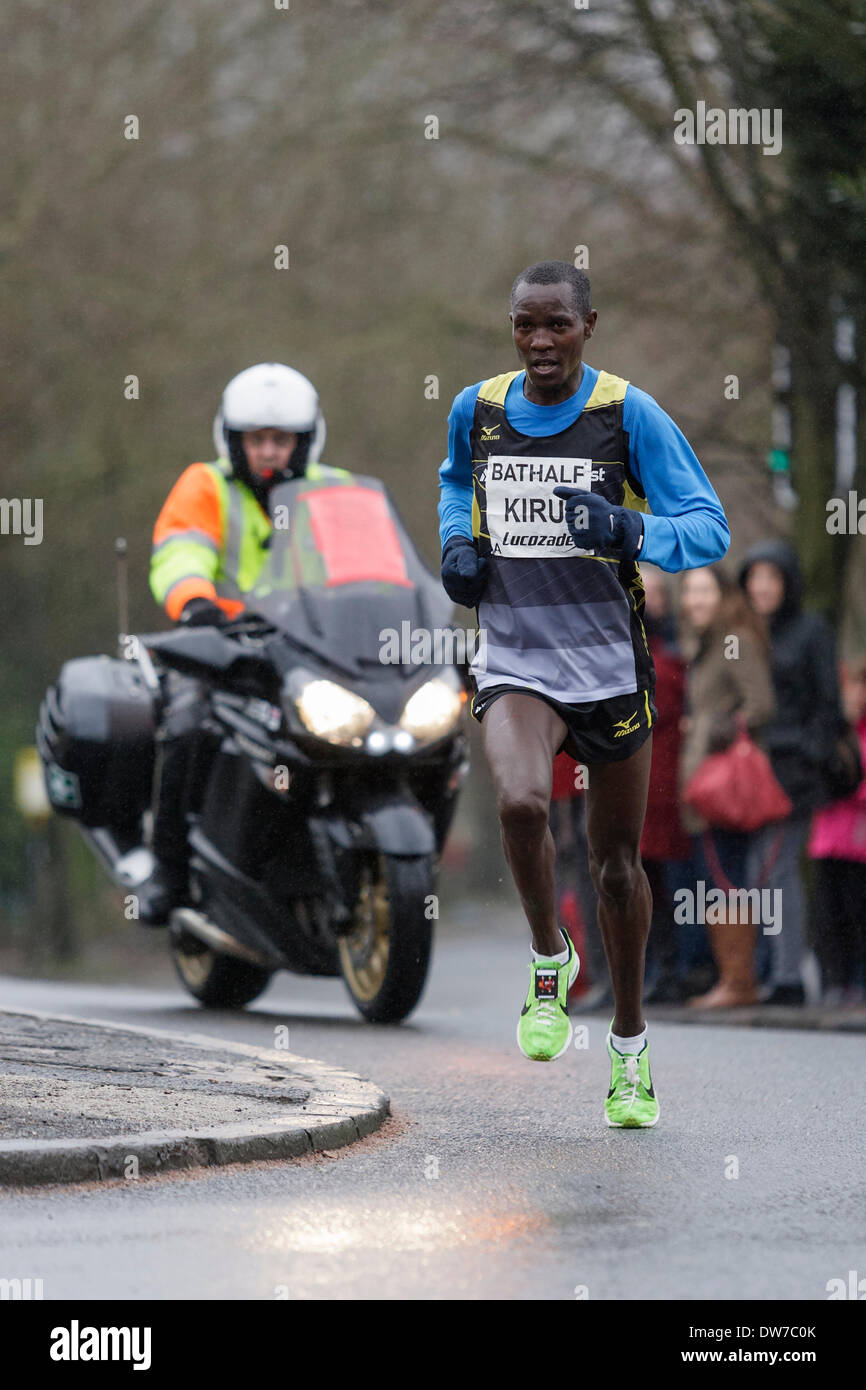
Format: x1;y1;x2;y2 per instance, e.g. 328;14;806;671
680;568;721;632
510;283;597;403
242;428;297;478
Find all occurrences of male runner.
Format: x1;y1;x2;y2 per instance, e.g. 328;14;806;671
438;261;729;1126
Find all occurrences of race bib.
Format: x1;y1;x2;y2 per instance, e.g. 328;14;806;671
483;455;594;558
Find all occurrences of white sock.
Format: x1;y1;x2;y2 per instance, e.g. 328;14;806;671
531;930;570;965
610;1026;647;1055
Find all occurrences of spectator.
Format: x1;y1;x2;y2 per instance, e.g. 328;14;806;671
640;566;692;1003
678;565;775;1009
739;540;847;1005
808;658;866;1004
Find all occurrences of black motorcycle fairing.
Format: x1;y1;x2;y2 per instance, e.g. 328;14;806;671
140;474;468;726
140;627;275;684
188;823;339;976
249;473;459;686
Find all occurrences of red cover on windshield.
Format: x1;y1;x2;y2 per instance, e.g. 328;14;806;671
300;485;412;588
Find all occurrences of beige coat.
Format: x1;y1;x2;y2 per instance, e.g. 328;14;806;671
680;628;776;834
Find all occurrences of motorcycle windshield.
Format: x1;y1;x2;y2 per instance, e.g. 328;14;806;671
249;474;456;678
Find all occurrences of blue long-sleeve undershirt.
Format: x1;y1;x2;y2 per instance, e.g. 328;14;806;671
437;366;730;572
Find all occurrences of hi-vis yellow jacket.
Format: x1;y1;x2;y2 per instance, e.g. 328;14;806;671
149;457;349;620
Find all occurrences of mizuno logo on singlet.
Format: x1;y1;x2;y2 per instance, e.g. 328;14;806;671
480;425;500;441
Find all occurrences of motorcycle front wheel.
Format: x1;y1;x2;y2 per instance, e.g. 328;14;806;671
338;852;435;1023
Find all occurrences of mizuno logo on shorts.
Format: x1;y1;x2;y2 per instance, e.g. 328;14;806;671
612;711;641;737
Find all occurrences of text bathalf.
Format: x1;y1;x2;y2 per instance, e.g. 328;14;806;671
488;460;601;484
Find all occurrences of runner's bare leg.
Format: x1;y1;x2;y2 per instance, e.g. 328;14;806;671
481;693;569;958
584;738;653;1038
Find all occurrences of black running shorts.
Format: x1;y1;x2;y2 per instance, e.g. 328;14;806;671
469;682;657;765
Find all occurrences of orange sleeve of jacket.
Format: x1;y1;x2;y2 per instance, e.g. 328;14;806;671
151;464;243;620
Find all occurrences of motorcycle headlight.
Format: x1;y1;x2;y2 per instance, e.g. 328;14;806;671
399;678;465;743
294;680;376;745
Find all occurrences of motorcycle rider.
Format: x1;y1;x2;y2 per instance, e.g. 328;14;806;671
135;362;346;923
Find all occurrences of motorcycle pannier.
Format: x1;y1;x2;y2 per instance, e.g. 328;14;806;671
37;656;157;832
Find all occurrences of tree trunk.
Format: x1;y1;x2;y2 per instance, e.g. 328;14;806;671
786;318;844;623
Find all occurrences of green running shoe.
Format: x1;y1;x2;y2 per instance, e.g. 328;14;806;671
516;934;579;1061
605;1028;660;1127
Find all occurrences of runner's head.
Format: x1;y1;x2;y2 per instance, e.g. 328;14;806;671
509;261;597;400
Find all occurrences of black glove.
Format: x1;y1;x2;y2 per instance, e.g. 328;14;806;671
552;487;644;560
441;535;488;608
178;597;227;628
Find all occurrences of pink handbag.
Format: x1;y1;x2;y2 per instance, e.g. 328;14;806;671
683;725;792;832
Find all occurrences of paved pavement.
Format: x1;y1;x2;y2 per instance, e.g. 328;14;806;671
0;1010;387;1184
0;908;863;1299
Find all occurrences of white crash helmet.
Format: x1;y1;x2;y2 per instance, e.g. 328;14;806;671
212;362;326;465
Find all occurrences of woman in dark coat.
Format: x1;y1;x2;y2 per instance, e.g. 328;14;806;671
739;540;846;1004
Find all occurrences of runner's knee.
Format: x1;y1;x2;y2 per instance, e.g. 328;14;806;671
498;787;548;843
590;846;640;906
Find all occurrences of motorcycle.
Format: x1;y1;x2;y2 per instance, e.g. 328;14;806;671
37;472;470;1022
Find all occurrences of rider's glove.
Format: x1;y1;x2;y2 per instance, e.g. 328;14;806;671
552;487;644;560
177;597;227;628
441;535;488;608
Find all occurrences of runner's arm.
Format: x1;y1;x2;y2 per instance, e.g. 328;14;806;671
438;385;482;548
624;386;730;572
